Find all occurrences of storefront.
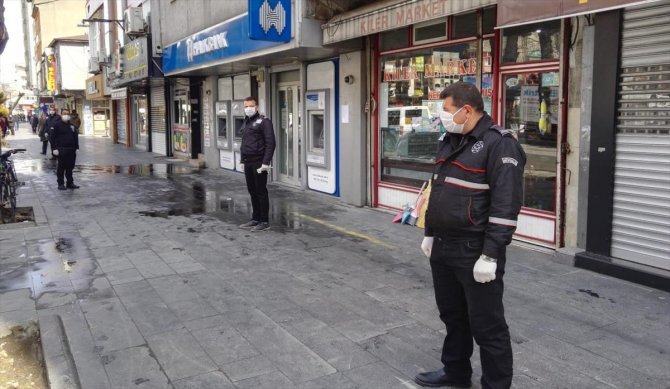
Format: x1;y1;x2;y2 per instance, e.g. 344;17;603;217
111;87;128;145
85;73;111;137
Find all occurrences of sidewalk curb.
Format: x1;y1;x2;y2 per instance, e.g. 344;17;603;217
38;314;82;389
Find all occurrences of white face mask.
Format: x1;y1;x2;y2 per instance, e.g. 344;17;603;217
62;115;71;122
439;107;467;134
244;107;257;117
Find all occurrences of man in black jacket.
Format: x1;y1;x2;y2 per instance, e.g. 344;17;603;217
50;112;80;190
415;82;526;389
42;106;61;158
238;96;276;232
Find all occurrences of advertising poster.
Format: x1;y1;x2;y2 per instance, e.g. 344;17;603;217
173;124;191;155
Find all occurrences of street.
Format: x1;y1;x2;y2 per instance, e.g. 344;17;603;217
1;125;669;389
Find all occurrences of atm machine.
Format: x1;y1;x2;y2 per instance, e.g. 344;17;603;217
231;100;246;173
306;61;338;195
216;101;234;170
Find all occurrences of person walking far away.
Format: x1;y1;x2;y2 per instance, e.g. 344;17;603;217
43;106;61;158
37;112;48;153
70;110;81;131
416;81;526;389
0;114;8;138
31;113;39;134
50;111;80;190
238;96;276;232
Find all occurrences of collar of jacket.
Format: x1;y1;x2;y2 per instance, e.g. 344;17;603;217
245;112;260;122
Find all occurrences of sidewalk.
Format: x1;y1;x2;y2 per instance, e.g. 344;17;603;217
1;128;669;389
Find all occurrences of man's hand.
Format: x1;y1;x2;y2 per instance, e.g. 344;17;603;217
52;149;59;156
421;237;434;258
473;255;497;283
256;164;271;174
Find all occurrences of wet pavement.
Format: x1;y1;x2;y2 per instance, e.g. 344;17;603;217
1;125;669;389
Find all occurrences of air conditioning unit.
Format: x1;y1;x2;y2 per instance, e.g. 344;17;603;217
88;57;100;74
124;7;145;35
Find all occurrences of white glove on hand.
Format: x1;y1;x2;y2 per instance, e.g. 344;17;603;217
256;164;271;174
473;255;497;283
52;149;59;156
421;237;434;258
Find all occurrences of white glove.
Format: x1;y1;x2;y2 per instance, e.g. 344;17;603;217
256;164;271;174
421;237;434;258
473;255;497;283
52;149;59;156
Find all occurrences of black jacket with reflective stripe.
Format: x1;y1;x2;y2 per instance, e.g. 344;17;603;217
425;114;526;259
239;113;276;165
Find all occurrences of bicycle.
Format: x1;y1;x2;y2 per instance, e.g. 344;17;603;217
0;148;26;223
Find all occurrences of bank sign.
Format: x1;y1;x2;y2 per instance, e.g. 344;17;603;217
163;13;289;75
248;0;291;42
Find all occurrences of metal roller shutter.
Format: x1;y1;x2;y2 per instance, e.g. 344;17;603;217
612;0;670;271
116;100;127;145
151;80;167;155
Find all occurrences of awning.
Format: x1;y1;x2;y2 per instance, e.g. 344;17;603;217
497;0;661;28
322;0;496;45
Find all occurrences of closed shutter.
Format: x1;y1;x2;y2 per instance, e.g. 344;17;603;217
115;100;127;145
612;0;670;271
150;80;167;155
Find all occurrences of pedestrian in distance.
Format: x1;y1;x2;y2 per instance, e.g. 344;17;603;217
70;110;81;131
43;106;61;159
37;112;48;153
238;96;276;232
50;111;80;190
31;113;39;134
416;81;526;389
0;115;8;138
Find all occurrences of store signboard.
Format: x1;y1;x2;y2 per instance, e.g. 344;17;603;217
47;54;57;91
163;13;286;75
248;0;292;42
111;88;127;100
119;37;149;84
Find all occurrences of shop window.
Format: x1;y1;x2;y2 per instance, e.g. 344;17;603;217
452;11;478;39
482;7;496;35
501;21;561;64
380;27;409;52
413;19;448;45
379;40;481;187
502;71;559;212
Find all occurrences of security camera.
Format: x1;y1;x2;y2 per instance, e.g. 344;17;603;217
344;75;354;84
156;45;162;52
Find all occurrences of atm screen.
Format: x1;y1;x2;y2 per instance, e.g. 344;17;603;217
217;117;227;139
234;117;244;139
310;113;325;150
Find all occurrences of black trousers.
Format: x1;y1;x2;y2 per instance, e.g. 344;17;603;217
56;149;76;186
243;161;269;223
429;236;512;389
41;140;49;154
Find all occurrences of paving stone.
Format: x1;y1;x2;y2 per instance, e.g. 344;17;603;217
147;274;200;303
134;260;176;278
79;298;144;352
95;254;135;273
344;361;418;389
296;373;361;389
234;371;297;389
220;355;277;382
183;314;227;331
166;298;217;322
102;346;170;389
114;281;184;336
146;328;217;381
106;267;144;285
191;324;259;366
227;308;336;383
173;371;235;389
0;288;33;312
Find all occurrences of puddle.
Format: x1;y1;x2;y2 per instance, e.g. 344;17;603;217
0;322;48;389
75;164;197;177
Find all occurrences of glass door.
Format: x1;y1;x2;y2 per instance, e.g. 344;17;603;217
133;95;148;149
277;84;301;186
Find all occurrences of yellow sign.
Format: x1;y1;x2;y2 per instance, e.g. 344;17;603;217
47;54;57;91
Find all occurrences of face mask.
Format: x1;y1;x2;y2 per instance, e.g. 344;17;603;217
62;115;71;122
244;107;257;117
439;107;467;134
48;111;55;116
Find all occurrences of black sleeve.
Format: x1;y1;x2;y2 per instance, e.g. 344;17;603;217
262;118;276;165
482;136;526;259
50;125;59;148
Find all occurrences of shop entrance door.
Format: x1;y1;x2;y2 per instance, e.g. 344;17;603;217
132;95;148;150
277;83;301;186
499;67;562;247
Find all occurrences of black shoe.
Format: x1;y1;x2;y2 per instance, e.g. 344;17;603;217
66;184;80;189
239;220;260;229
250;222;270;232
58;185;67;190
40;152;46;155
414;370;471;388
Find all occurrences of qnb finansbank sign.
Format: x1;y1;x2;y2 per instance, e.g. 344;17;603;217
163;8;292;75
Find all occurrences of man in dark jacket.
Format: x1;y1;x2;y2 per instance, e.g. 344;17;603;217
238;96;276;232
50;112;80;190
415;82;526;389
42;106;61;157
30;114;39;134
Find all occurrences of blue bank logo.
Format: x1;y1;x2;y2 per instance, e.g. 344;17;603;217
249;0;291;42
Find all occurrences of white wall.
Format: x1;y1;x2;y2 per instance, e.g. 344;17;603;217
58;45;89;91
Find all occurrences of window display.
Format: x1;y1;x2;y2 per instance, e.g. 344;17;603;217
379;39;493;187
501;20;560;64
